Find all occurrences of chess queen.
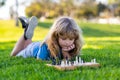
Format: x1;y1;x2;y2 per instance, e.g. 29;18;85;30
11;16;84;61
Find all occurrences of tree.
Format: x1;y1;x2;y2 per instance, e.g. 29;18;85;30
25;0;55;18
25;0;98;19
97;2;107;16
77;0;97;19
0;0;6;7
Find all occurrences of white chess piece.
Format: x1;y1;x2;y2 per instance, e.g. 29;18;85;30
81;60;83;64
93;59;96;63
65;60;68;66
74;61;76;66
91;58;96;63
68;61;71;66
76;57;79;64
61;61;65;67
76;56;78;60
78;57;80;65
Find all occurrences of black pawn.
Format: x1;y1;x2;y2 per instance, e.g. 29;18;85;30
51;57;56;65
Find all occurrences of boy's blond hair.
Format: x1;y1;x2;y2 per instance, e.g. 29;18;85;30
42;16;84;58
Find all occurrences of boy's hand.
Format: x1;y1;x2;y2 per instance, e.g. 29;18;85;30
62;44;75;52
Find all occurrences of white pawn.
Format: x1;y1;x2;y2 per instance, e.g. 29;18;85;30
65;60;68;66
81;60;83;64
78;57;81;64
76;57;79;64
91;58;96;63
68;61;71;66
61;61;65;67
76;56;78;61
93;59;96;63
74;61;76;66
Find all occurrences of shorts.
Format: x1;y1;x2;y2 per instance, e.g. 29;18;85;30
16;42;40;58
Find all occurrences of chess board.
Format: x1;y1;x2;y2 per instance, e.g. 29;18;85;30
46;62;100;70
46;56;100;70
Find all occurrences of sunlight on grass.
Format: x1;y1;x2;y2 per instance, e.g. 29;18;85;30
0;20;49;42
83;37;120;49
83;45;103;49
0;20;120;80
85;37;120;41
0;28;48;42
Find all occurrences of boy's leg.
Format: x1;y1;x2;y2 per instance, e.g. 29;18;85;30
11;16;38;56
10;35;32;56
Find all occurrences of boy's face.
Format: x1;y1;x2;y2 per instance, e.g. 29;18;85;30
58;37;75;49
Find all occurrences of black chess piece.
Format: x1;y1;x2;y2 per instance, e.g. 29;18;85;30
51;57;56;65
65;56;69;65
56;56;62;65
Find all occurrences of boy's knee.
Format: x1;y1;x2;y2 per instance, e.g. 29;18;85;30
10;52;16;56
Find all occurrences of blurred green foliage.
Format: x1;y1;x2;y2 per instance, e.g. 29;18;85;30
25;0;120;19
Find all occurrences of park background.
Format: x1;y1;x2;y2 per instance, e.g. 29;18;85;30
0;0;120;80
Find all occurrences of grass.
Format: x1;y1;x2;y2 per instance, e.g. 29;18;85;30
0;19;120;80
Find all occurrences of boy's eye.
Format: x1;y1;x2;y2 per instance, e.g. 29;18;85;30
61;38;66;40
69;37;74;40
61;38;74;41
70;38;74;40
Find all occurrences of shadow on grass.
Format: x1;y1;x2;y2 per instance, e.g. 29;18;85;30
82;26;120;37
38;22;53;28
37;21;120;37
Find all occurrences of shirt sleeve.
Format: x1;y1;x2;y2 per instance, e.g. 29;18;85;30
37;43;50;60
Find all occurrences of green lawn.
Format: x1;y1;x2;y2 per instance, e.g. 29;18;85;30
0;20;120;80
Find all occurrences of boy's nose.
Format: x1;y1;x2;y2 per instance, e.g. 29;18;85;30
65;42;70;46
